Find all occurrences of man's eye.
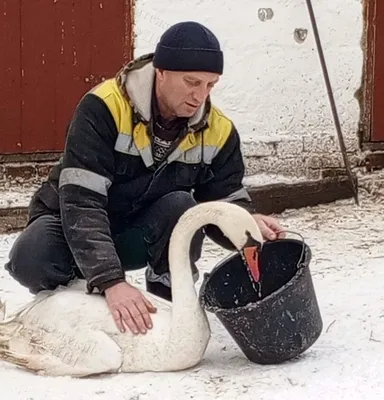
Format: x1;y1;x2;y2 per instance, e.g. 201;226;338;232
186;80;198;86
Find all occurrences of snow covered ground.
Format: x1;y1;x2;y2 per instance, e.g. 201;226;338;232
0;191;384;399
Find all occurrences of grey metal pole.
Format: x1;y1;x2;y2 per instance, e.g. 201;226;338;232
305;0;359;205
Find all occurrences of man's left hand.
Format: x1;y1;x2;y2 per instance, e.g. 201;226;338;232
252;214;285;241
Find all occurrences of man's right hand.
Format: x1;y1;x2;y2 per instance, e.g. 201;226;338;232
105;282;157;334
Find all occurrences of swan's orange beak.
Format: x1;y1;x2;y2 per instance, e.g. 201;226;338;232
243;245;261;282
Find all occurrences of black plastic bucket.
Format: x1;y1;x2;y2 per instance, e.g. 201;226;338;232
199;237;323;364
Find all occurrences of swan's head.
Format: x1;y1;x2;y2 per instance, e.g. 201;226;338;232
174;201;265;281
214;203;264;281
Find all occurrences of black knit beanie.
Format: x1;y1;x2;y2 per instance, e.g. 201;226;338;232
153;21;224;74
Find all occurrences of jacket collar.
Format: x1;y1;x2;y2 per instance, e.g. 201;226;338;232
116;53;210;132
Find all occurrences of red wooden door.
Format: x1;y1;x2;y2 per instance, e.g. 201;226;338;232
0;0;132;154
366;0;384;141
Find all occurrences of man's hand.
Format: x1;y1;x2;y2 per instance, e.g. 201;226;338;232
252;214;285;240
105;282;157;334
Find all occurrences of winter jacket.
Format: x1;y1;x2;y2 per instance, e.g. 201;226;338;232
28;54;252;293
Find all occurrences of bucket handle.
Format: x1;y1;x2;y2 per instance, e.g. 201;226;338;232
273;230;307;269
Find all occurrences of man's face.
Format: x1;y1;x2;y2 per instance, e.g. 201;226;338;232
155;69;220;118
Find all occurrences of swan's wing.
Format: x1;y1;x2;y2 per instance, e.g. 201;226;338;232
0;283;80;324
142;291;172;312
1;323;122;377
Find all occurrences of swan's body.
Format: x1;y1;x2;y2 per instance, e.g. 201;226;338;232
0;201;263;377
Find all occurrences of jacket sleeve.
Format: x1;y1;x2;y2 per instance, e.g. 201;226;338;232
193;124;253;250
59;93;126;293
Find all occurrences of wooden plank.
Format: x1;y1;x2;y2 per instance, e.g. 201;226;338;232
0;207;29;233
364;152;384;172
2;0;133;154
19;0;132;153
360;0;375;142
0;1;22;153
371;0;384;141
20;0;93;152
0;176;357;233
90;0;132;86
245;175;357;215
53;0;92;150
20;0;57;152
0;152;61;163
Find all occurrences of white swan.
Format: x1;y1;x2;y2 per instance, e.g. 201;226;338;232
0;201;263;377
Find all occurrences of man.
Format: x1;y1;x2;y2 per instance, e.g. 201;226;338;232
4;21;284;335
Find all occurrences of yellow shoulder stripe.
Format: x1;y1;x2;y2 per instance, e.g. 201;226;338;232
90;79;133;136
90;82;232;153
203;106;233;149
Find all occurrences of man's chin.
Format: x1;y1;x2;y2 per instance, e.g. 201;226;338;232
177;107;199;118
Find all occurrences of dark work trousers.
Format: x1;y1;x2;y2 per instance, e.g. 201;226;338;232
4;191;204;295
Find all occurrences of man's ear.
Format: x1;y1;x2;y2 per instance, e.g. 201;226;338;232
155;68;165;80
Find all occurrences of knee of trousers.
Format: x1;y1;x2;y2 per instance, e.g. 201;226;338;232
164;191;198;219
155;191;205;242
4;236;73;294
148;191;205;263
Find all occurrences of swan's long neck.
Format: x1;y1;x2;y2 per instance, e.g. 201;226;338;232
168;205;221;312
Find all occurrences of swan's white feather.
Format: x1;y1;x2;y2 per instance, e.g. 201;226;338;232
0;201;262;377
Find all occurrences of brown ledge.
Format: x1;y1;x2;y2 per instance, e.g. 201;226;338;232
245;175;357;215
0;175;356;234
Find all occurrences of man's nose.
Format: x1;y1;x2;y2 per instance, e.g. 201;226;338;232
192;86;209;103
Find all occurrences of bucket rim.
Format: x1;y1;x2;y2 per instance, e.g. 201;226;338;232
198;237;312;313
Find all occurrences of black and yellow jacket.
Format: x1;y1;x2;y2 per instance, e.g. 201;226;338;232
29;54;252;293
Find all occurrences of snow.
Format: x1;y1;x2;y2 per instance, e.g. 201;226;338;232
1;192;384;399
243;173;308;187
0;184;40;209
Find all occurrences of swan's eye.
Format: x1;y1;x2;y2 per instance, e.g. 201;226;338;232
244;230;262;250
